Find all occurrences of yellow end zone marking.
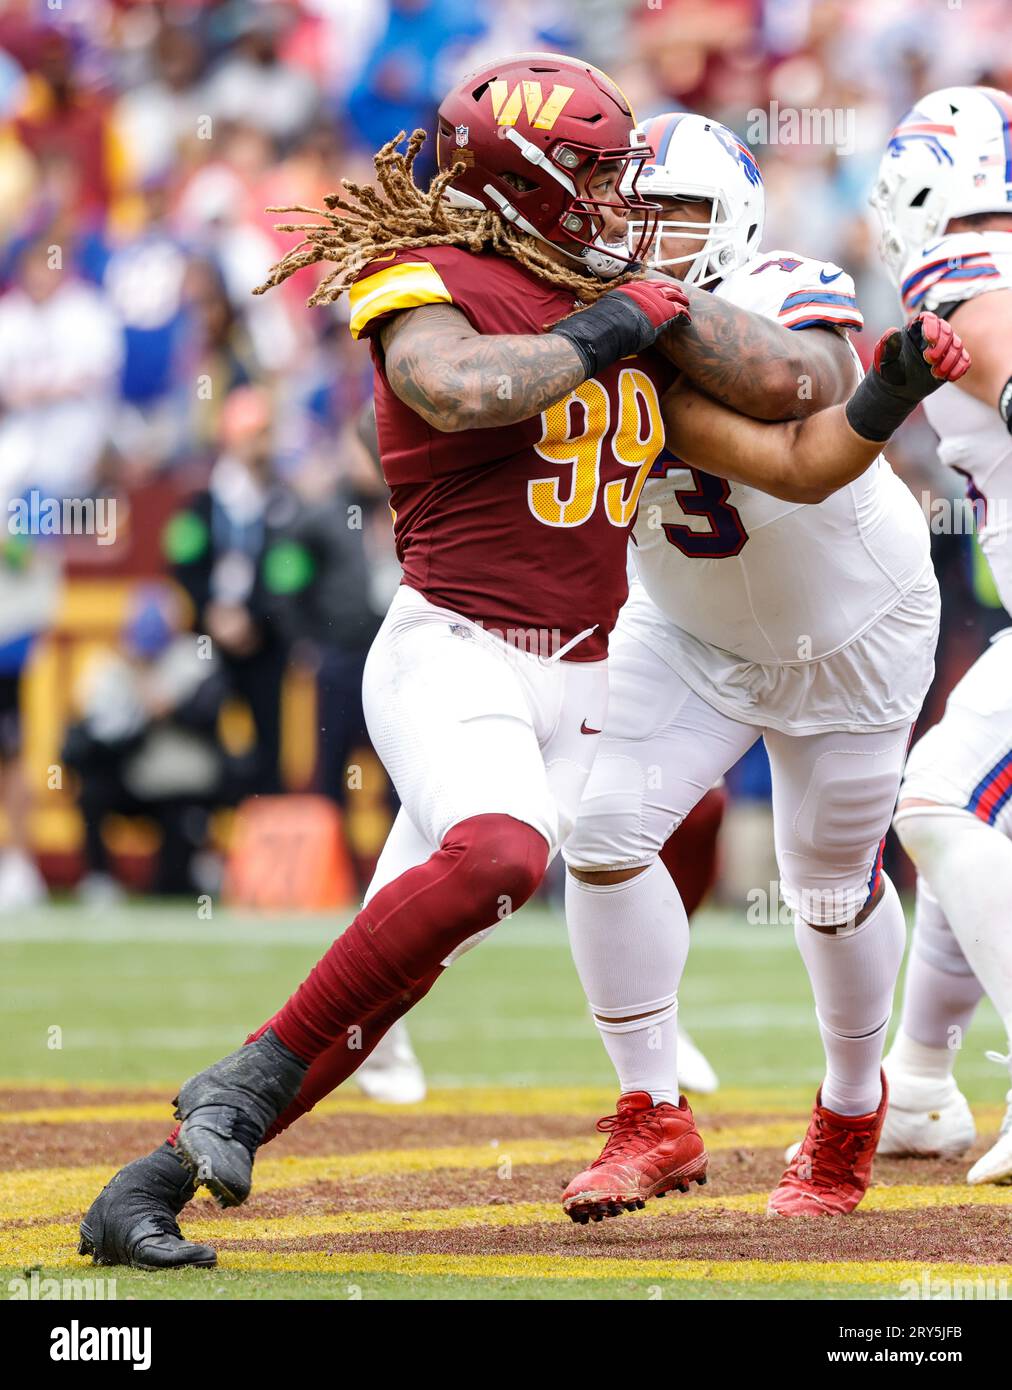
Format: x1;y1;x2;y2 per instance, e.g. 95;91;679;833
5;1233;1011;1288
0;1083;853;1122
3;1081;1006;1131
201;1253;1012;1284
3;1182;1010;1266
0;1124;814;1224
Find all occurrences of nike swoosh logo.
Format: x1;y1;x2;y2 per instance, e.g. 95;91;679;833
580;720;602;736
819;269;843;283
922;241;946;256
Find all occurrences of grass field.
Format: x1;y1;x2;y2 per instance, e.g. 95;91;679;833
3;900;1011;1301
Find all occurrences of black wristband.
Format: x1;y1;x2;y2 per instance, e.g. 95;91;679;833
548;294;657;379
999;374;1012;436
845;371;919;443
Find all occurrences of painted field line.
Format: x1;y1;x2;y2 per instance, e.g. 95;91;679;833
212;1253;1012;1283
0;1088;817;1127
201;1251;1012;1283
30;1245;1011;1285
15;1084;999;1125
0;1202;564;1266
22;1177;1012;1258
6;1182;1011;1268
0;1121;821;1225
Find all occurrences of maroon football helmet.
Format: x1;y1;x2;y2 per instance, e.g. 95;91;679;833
435;52;658;276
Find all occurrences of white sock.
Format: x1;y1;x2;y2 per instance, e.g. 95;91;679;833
896;878;983;1057
565;859;690;1106
886;1028;958;1085
794;874;906;1116
896;810;1012;1055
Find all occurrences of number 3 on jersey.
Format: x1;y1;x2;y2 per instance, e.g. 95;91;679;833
528;368;664;528
662;465;749;558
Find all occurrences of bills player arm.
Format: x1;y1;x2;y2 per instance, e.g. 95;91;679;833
661;313;971;504
376;281;689;433
939;288;1012;421
656;284;858;419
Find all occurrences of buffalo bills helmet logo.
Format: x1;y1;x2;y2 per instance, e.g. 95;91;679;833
711;124;763;187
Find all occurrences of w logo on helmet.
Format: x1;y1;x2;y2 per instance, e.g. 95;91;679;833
488;80;575;130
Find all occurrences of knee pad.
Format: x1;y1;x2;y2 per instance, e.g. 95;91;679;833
780;750;902;926
443;813;548;920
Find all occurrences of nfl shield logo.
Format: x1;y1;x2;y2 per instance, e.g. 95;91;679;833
455;124;469;147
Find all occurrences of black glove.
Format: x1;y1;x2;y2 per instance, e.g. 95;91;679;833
846;312;970;443
549;280;691;378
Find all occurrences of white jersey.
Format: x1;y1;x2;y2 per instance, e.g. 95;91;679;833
628;248;938;732
908;231;1012;616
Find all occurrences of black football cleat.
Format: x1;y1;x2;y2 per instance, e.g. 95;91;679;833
174;1028;307;1208
78;1142;217;1270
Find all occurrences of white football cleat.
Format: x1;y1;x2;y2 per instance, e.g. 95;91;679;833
677;1024;719;1095
0;849;47;910
967;1052;1012;1185
877;1071;976;1158
353;1020;426;1105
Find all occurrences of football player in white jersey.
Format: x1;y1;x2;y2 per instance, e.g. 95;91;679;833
870;87;1012;1184
560;112;948;1221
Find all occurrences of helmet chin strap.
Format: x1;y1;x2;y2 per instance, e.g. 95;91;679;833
583;237;631;279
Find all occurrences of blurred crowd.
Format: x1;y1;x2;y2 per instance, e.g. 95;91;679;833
0;0;1009;907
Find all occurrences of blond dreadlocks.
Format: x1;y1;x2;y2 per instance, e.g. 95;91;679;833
253;129;639;308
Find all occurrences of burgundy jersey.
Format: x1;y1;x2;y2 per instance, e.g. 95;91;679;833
348;246;674;661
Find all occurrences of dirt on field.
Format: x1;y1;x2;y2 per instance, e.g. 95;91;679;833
3;1086;1011;1274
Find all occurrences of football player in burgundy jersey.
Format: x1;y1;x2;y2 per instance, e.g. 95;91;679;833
79;53;970;1269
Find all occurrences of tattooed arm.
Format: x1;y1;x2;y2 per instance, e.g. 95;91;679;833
656;288;858;420
661;378;877;504
661;314;970;504
379;303;586;432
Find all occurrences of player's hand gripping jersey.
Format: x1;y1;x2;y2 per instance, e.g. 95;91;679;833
350;247;675;661
902;230;1012;614
630;249;937;725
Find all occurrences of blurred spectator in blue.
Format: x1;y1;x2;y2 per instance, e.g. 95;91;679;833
81;179;191;475
346;0;485;162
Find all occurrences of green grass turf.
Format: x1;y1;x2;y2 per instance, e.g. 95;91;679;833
3;899;1007;1302
0;898;1005;1097
0;1267;904;1301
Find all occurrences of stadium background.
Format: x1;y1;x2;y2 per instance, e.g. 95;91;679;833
1;0;1010;907
2;0;1012;1303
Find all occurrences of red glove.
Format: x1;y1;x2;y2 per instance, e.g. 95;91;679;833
848;312;971;442
607;280;692;332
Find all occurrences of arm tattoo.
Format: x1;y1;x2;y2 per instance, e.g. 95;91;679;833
380;304;586;431
656;286;857;420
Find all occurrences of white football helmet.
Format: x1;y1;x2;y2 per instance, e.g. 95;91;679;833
871;86;1012;287
624;112;765;284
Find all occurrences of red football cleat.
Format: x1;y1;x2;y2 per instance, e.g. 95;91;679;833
562;1091;708;1224
767;1074;888;1217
